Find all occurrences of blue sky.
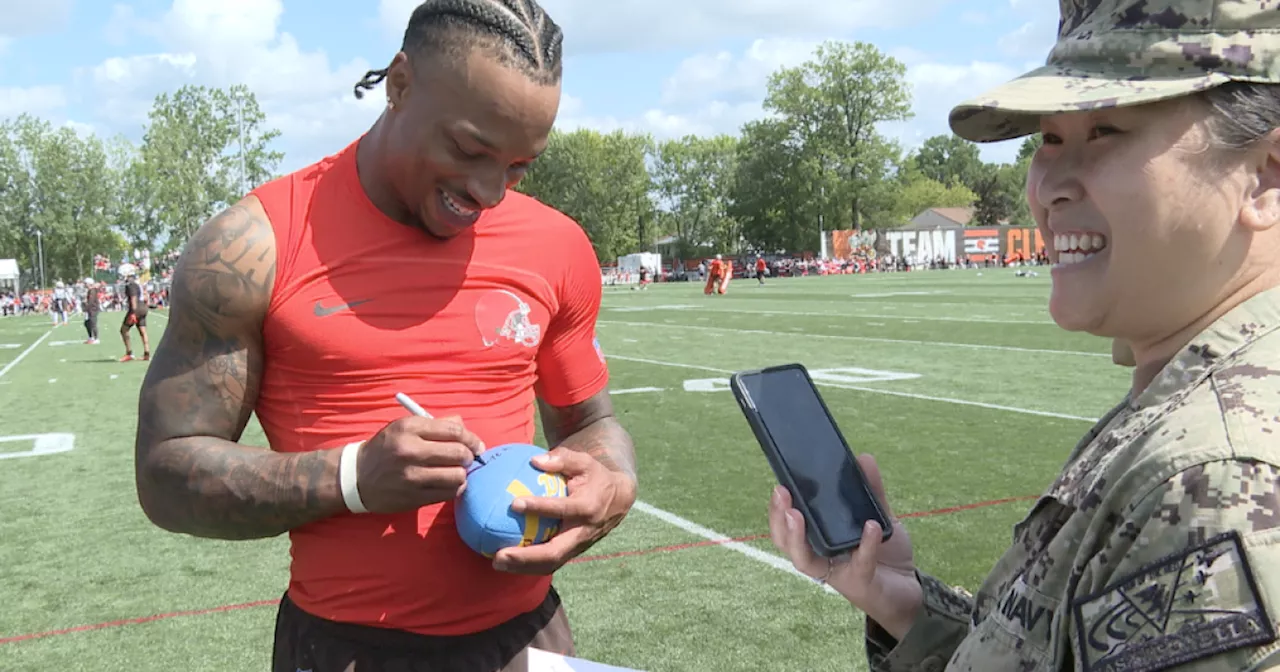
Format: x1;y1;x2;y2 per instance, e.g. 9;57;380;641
0;0;1061;176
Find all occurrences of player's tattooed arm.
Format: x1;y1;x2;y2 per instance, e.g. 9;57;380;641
538;391;637;483
134;199;345;540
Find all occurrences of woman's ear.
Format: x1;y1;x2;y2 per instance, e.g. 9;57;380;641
1240;127;1280;233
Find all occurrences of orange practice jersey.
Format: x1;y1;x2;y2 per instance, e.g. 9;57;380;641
709;259;724;276
250;139;609;636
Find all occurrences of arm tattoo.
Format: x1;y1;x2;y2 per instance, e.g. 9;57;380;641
539;392;637;481
134;203;344;540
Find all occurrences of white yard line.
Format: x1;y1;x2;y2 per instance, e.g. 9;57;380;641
599;320;1107;359
606;354;1098;423
610;387;665;394
631;501;838;596
610;305;1054;326
0;329;52;380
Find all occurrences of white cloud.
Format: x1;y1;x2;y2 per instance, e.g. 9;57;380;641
379;0;948;54
889;60;1027;162
79;53;198;132
558;100;765;141
559;40;1030;164
559;38;820;141
0;85;67;119
76;0;383;173
997;20;1055;58
660;38;819;106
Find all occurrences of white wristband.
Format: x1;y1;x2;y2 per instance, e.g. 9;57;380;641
339;441;368;514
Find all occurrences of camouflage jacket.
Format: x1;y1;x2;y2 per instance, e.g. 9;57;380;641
867;286;1280;672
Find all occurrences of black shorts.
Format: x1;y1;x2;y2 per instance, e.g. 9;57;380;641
272;587;575;672
122;312;147;329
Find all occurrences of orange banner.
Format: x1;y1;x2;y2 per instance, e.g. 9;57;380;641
831;230;853;259
1003;227;1044;260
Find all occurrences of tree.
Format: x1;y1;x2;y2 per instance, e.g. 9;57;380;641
0;117;36;282
970;162;1029;227
868;162;977;228
135;84;282;248
652;134;738;260
762;40;913;232
0;115;126;285
1017;135;1043;162
970;135;1043;227
730;119;822;252
913;135;985;190
33;128;117;279
515;128;654;262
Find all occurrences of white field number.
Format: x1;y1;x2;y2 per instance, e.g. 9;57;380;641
682;367;920;392
0;433;76;460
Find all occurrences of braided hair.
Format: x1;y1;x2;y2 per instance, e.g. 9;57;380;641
354;0;563;99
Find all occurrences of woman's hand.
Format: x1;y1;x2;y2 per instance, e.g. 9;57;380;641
767;453;923;640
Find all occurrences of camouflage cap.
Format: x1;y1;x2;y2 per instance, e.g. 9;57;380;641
949;0;1280;143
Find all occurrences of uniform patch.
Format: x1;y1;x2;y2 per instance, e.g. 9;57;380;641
989;575;1059;651
1071;531;1275;672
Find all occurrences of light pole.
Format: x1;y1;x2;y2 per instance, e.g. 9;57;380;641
818;184;827;260
36;230;45;288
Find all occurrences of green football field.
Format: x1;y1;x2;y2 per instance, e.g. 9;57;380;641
0;269;1131;671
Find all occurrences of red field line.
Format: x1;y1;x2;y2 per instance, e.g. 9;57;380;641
0;494;1035;646
0;600;280;646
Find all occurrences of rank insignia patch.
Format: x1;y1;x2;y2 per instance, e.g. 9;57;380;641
1072;531;1276;672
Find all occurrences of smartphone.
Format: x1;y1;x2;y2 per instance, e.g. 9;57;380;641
730;363;892;557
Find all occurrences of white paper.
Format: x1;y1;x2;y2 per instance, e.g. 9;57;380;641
527;647;645;672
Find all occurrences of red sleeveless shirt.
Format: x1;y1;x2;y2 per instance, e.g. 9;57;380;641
250;138;608;636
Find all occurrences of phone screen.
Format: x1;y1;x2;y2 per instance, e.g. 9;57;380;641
739;367;878;548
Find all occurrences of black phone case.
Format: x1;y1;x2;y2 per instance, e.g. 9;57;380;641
730;363;892;557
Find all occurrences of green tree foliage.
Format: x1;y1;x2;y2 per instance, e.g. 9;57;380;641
0;86;280;288
871;162;978;228
913;134;985;189
762;40;913;233
729;119;822;252
514;128;655;262
0;115;129;286
132;84;282;248
652;134;738;260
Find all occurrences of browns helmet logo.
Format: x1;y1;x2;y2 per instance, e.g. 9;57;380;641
474;289;542;348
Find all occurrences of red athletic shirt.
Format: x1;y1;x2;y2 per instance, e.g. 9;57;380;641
249;138;609;636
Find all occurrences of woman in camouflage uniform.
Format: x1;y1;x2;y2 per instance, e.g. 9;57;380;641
769;1;1280;670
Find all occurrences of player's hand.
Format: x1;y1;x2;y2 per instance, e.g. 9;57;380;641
126;313;138;326
492;449;637;575
767;453;923;641
355;415;486;513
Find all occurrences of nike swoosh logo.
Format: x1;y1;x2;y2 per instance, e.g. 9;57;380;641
314;299;371;317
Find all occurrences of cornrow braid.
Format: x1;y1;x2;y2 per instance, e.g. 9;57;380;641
353;68;389;99
353;0;563;100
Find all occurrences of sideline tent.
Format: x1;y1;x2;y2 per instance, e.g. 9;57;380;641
0;259;18;294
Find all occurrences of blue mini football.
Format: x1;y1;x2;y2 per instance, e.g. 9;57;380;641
455;442;567;558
